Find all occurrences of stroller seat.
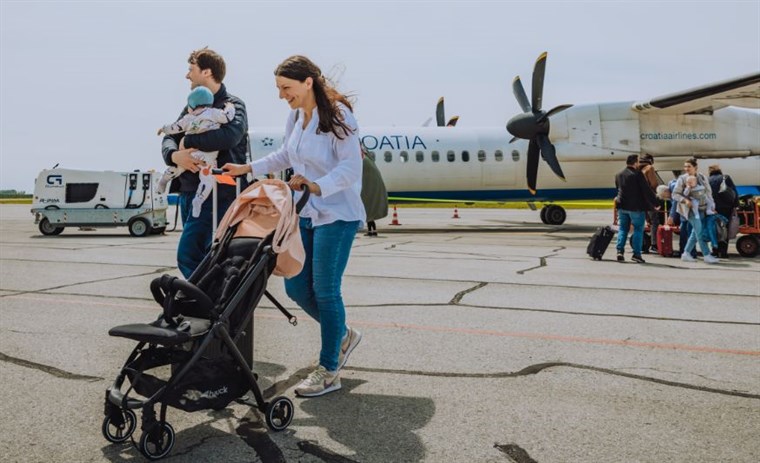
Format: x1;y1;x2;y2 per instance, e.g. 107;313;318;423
108;316;212;345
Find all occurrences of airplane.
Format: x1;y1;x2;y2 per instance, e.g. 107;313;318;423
248;53;760;225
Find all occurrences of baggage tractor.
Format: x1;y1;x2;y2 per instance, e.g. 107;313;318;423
657;225;674;257
587;226;614;260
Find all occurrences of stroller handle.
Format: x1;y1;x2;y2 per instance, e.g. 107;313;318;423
295;184;310;214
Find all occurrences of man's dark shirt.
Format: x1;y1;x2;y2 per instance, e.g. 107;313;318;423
615;166;658;211
161;83;249;197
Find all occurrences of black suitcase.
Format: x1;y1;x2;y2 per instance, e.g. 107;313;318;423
587;226;614;260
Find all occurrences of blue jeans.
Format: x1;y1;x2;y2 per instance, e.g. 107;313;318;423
616;209;646;256
684;211;711;257
177;190;234;278
285;218;360;372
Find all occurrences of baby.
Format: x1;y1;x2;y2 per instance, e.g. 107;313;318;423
157;86;235;217
678;175;715;217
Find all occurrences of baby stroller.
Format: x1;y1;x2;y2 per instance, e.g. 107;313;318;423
102;180;308;460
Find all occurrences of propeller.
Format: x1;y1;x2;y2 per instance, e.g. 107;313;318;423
436;97;460;127
506;52;573;195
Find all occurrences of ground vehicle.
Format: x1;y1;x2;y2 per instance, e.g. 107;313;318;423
735;196;760;257
31;168;168;237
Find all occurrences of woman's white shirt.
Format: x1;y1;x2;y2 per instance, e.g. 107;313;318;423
251;103;365;226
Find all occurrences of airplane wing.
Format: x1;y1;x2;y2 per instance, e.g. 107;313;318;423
632;72;760;114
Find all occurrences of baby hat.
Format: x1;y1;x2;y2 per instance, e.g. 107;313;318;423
187;86;214;109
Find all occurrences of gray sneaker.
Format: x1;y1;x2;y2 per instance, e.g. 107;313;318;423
338;326;362;370
294;366;341;397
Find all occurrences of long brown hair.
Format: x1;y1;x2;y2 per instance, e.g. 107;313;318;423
275;55;354;139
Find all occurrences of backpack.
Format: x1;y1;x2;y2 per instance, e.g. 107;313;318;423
711;174;736;207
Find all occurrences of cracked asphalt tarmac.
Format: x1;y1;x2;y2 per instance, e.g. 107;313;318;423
1;205;758;462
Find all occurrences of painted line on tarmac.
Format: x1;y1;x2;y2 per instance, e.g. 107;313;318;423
254;313;760;357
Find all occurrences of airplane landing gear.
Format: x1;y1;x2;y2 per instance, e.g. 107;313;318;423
540;205;566;225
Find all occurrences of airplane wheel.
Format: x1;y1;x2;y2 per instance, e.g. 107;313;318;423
539;207;549;224
544;205;566;225
736;235;759;257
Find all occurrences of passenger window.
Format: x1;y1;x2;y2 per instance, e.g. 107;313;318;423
384;151;392;163
416;151;424;162
495;150;504;162
400;151;409;163
462;150;470;162
478;150;486;162
511;150;520;162
447;150;455;162
432;151;440;162
367;151;376;162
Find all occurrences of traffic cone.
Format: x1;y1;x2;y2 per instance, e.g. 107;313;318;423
452;205;460;219
390;205;401;225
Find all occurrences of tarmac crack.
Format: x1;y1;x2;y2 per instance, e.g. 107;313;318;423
494;443;538;463
0;351;103;382
450;282;488;304
0;267;176;297
516;256;550;274
344;362;760;399
297;440;360;463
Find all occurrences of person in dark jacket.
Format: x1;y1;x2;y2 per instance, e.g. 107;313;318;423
360;149;388;237
614;154;659;263
161;47;249;278
708;164;739;258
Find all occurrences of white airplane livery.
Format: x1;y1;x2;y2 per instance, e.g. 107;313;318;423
249;53;760;225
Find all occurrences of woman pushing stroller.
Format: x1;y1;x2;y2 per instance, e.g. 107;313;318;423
224;55;365;397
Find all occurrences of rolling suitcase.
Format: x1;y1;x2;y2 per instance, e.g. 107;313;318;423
587;226;614;260
657;225;674;257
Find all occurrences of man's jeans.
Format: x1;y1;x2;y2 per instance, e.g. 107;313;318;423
285;218;360;372
177;191;234;279
616;209;646;256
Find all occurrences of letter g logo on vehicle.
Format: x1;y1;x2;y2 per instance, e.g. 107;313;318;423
46;175;63;186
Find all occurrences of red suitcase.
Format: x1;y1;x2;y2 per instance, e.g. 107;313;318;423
657;225;674;257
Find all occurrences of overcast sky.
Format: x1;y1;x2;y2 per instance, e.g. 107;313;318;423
1;0;758;192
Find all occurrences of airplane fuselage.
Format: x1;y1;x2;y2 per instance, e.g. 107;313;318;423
249;105;760;201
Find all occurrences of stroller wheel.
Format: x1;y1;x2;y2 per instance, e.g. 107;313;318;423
139;422;175;460
101;409;137;443
265;396;294;432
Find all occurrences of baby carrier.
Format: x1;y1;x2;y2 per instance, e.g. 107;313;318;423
101;179;307;460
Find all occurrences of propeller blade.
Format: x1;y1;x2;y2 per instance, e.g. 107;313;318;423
508;136;519;144
526;139;540;195
536;104;573;124
537;133;565;180
512;77;532;113
446;116;460;127
436;97;445;127
532;51;547;112
421;116;433;127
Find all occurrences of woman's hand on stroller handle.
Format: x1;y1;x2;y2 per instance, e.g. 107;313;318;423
220;163;252;177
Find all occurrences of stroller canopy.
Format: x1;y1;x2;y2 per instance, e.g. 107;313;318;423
215;179;304;277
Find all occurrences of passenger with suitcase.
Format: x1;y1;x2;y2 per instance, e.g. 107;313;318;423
614;155;659;263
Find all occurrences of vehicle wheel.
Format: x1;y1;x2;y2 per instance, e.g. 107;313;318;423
265;396;294;432
539;207;549;224
139;422;175;460
95;204;109;209
544;205;566;225
151;226;166;235
128;217;151;237
736;235;759;257
38;218;64;236
101;409;137;444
